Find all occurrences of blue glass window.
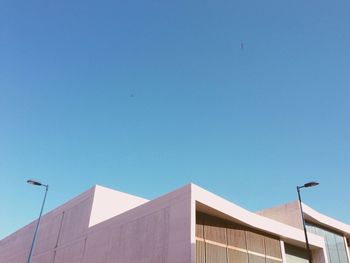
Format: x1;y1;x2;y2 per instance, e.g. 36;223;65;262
306;223;349;263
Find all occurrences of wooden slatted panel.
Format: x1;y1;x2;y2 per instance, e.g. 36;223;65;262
227;225;247;249
246;231;265;254
204;216;227;244
197;212;284;263
196;212;205;239
227;248;248;263
248;253;266;263
196;240;205;263
264;236;282;259
206;243;227;263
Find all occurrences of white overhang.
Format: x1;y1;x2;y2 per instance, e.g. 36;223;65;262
191;184;326;250
302;203;350;238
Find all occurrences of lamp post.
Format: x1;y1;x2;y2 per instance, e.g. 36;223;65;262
27;179;49;263
297;181;319;263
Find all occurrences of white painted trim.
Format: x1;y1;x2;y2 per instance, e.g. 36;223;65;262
302;203;350;237
280;240;287;263
344;236;350;262
191;190;196;263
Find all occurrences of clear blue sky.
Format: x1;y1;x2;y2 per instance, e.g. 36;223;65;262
0;0;349;239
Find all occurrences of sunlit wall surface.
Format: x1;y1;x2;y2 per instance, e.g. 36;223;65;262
306;223;349;263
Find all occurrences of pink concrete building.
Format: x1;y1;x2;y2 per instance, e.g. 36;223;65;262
1;184;349;263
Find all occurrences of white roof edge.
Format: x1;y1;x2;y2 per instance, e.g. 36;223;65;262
302;203;350;237
190;184;325;249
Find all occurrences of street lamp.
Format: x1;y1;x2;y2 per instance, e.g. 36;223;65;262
297;181;319;263
26;179;49;263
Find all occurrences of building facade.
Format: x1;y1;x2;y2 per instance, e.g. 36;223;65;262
0;184;349;263
259;201;350;263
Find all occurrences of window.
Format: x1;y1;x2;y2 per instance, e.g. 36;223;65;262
306;223;349;263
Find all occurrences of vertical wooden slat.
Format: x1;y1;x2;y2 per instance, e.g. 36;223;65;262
196;240;206;263
246;231;265;254
227;248;248;263
204;215;227;244
196;212;205;239
248;253;266;263
206;243;227;263
265;236;282;259
227;224;247;249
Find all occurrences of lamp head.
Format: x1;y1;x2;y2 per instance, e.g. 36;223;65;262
27;179;43;186
304;181;319;188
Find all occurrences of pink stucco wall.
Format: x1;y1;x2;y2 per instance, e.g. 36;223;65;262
0;184;192;263
2;183;342;263
0;186;94;263
82;184;192;263
257;201;304;229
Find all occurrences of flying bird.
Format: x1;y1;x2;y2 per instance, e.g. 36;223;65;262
240;42;244;50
